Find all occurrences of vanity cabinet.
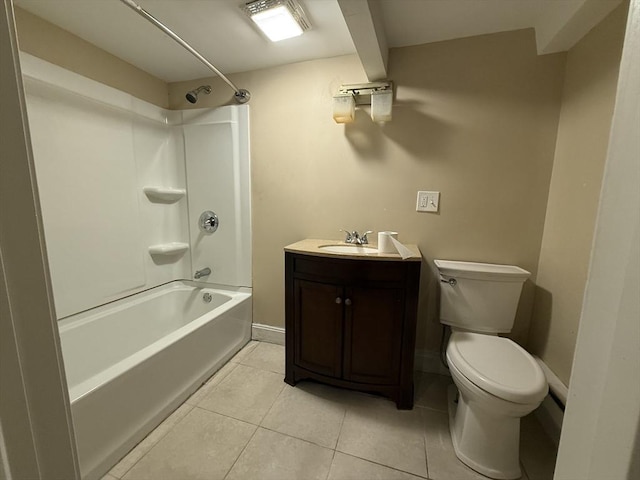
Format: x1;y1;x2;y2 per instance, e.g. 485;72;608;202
284;250;421;409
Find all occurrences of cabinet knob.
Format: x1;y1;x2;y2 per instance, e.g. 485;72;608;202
335;297;342;304
344;298;352;306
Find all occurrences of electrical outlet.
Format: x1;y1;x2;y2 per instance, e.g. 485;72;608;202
416;191;440;212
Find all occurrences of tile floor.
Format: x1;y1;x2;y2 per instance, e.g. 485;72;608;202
105;341;557;480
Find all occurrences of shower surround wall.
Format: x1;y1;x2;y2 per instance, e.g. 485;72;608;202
22;52;251;317
21;53;252;479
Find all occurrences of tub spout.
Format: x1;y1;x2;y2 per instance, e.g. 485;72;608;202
194;267;211;279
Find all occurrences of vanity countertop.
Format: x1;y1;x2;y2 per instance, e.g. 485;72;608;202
284;238;422;262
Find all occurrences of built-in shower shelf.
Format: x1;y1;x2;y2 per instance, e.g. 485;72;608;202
148;242;189;256
143;186;186;202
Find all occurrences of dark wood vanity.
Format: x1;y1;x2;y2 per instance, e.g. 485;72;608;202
284;239;421;409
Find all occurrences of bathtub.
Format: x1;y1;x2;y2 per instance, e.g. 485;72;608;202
58;281;252;479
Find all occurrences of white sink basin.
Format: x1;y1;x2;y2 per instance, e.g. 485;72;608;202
319;245;378;254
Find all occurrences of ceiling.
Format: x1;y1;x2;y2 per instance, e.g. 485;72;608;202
14;0;622;83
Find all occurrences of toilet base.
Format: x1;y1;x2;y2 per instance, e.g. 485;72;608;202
447;385;523;479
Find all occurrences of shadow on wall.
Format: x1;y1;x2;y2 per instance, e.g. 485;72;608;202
380;100;454;160
343;100;453;161
343;109;386;160
529;285;553;350
629;420;640;479
415;261;446;353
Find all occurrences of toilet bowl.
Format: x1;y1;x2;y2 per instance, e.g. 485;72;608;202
446;331;547;479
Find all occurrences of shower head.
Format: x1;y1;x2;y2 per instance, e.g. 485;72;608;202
186;85;212;104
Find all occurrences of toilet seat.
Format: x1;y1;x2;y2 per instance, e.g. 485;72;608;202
447;332;547;405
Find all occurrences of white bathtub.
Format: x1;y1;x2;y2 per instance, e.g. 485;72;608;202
58;281;252;479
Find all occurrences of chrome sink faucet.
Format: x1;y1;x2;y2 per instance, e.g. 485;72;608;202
341;230;374;245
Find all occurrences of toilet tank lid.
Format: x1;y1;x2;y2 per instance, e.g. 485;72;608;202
447;332;547;404
434;260;530;282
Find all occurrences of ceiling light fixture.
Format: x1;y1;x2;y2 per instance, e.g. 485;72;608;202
243;0;311;42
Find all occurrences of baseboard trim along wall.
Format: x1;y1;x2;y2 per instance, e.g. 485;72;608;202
251;323;285;345
533;355;568;446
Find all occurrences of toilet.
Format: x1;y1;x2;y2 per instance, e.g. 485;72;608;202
434;260;548;480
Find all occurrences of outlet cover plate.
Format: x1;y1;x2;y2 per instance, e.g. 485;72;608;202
416;191;440;212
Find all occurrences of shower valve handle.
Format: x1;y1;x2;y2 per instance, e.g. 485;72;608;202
199;211;219;234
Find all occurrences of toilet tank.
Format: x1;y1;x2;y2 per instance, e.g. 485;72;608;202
434;260;530;334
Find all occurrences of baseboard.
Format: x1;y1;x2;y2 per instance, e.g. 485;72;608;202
414;349;451;376
532;356;567;446
533;356;568;405
535;395;564;446
251;323;285;345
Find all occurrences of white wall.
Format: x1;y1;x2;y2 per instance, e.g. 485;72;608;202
20;54;251;319
21;54;191;318
25;78;147;317
183;106;252;288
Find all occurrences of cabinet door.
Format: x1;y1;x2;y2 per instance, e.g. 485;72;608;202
343;286;404;385
293;279;343;378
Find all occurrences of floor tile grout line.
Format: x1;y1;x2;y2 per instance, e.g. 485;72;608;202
414;404;449;414
257;380;286;428
259;424;338;451
256;423;337;452
192;405;266;430
256;377;353;452
111;402;195;479
324;449;337;480
333;402;349;451
221;422;261;480
422;408;430;480
187;362;240;405
194;371;285;427
238;360;285;376
333;451;431;479
256;380;287;426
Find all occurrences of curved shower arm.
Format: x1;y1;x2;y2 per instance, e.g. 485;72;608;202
118;0;250;104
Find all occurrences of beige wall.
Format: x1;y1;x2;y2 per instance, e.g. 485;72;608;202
529;3;628;386
13;7;169;108
12;7;575;355
170;29;566;351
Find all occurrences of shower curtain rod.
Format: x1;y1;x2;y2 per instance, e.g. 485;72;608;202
119;0;250;104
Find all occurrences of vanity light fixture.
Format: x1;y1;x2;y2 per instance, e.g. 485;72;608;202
332;93;356;123
243;0;311;42
371;89;393;122
332;82;393;124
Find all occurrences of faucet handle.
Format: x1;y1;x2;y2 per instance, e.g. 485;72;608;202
361;231;374;244
340;229;354;243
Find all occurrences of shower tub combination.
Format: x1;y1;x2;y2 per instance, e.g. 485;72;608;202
59;281;251;479
20;0;254;473
21;46;253;479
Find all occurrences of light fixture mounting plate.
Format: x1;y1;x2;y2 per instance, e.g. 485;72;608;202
337;81;393;105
